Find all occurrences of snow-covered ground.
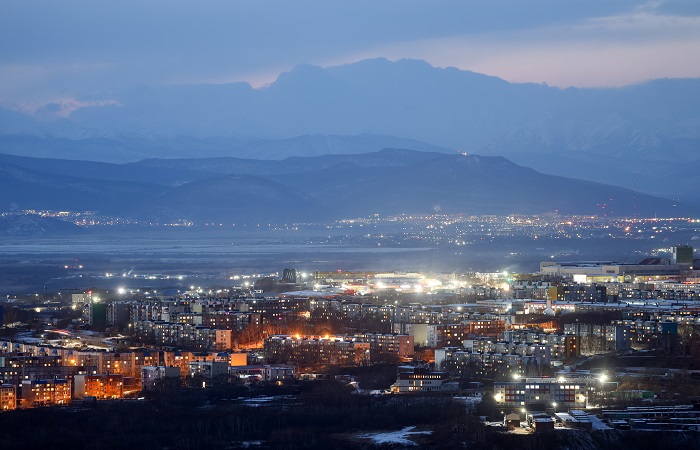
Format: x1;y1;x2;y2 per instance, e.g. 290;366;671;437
239;395;296;407
358;426;432;446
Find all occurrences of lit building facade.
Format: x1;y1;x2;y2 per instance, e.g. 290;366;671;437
355;333;414;359
229;365;296;382
74;374;124;399
494;378;588;409
0;384;17;411
391;368;449;393
20;379;71;408
188;361;228;379
264;335;372;367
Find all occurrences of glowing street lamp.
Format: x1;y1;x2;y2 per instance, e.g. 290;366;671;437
597;373;610;408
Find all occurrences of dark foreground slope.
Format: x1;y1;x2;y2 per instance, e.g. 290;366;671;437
0;384;696;450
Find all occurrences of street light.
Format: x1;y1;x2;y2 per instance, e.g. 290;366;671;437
598;373;610;408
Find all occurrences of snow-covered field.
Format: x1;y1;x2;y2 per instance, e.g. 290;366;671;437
358;426;432;446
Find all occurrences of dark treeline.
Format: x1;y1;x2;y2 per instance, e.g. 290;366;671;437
1;380;700;449
0;381;471;450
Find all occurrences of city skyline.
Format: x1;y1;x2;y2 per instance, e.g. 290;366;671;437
3;2;700;448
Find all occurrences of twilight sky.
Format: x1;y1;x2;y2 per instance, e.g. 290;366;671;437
2;0;700;112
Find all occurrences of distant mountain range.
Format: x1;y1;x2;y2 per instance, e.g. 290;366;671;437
0;150;689;229
0;132;450;164
1;58;699;202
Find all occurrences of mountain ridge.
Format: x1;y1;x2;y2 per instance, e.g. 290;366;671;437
3;58;698;158
0;150;690;225
1;57;699;201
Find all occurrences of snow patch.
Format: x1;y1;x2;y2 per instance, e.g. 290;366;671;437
358;426;432;446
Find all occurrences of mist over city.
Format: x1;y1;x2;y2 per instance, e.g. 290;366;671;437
1;2;700;449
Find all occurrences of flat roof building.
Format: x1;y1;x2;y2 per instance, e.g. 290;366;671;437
495;378;587;409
